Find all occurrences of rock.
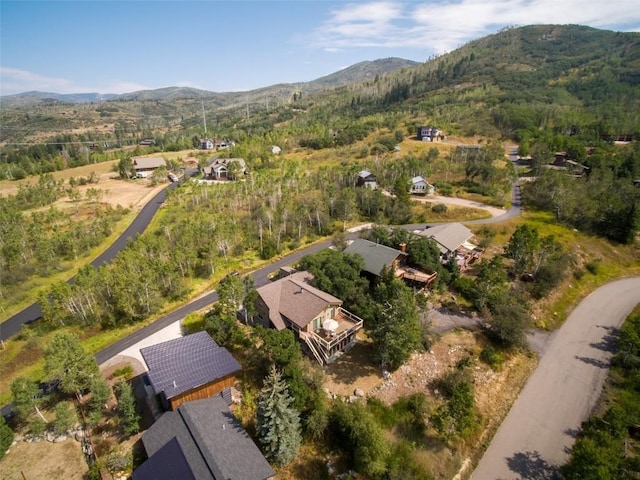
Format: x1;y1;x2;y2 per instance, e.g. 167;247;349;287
46;432;55;442
354;388;364;397
348;396;358;403
54;434;67;443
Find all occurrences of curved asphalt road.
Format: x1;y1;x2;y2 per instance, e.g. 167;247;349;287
472;277;640;479
0;183;175;341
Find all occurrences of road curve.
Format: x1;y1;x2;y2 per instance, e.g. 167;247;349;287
472;277;640;480
0;184;174;341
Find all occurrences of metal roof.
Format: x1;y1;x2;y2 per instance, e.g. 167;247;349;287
140;332;240;400
344;238;406;275
418;222;473;254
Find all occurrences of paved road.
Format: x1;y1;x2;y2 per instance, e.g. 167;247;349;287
0;183;176;342
94;237;335;363
472;277;640;479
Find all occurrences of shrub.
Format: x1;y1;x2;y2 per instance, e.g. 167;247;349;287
585;260;600;275
480;347;505;370
0;417;14;460
431;203;448;214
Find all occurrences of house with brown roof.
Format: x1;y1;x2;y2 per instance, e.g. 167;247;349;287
133;156;167;174
140;332;241;411
255;271;363;365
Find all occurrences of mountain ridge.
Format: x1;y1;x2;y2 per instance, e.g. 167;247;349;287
0;57;420;106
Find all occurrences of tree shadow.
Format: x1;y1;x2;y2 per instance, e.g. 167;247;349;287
590;325;619;352
574;355;609;369
506;450;561;479
564;427;580;438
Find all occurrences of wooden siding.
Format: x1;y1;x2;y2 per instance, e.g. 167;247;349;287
168;374;236;410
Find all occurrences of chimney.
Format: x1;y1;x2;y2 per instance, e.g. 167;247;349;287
399;243;407;253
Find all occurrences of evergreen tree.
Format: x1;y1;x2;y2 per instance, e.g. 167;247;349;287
54;401;74;434
0;416;14;460
88;377;111;426
115;381;139;437
255;366;302;466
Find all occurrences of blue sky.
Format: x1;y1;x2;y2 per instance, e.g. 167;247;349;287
1;0;639;96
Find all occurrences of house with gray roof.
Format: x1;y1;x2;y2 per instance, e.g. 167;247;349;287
343;238;407;276
357;170;377;189
255;271;363;365
409;176;435;195
202;156;247;180
133;396;274;480
140;332;240;411
416;222;482;270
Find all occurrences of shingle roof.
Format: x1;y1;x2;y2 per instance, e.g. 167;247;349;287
256;271;342;330
132;436;197;480
358;170;373;178
418;222;473;254
411;176;427;185
139;397;274;480
133;157;167;170
344;238;406;275
140;332;240;400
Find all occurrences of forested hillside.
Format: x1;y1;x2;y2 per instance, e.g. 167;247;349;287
1;24;639;178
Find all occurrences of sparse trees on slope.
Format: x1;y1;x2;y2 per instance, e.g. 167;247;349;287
255;366;302;466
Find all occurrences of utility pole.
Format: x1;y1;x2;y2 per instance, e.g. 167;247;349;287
202;101;207;135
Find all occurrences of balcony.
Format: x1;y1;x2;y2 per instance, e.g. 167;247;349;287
300;308;363;365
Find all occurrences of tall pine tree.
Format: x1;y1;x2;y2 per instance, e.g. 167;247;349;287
255;365;302;466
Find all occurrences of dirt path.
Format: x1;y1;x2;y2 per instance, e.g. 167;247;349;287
413;194;506;218
472;277;640;479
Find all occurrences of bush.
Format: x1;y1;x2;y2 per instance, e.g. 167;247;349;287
585;261;600;275
0;417;14;460
480;347;505;370
431;203;448;213
434;182;453;196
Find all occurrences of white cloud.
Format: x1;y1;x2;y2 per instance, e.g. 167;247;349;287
311;0;640;54
0;67;152;96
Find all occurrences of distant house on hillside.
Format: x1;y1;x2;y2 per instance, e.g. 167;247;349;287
356;170;378;189
255;270;363;365
200;138;215;150
409;176;434;195
416;126;443;142
202;156;247;181
140;332;240;411
549;152;589;176
133;396;274;480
